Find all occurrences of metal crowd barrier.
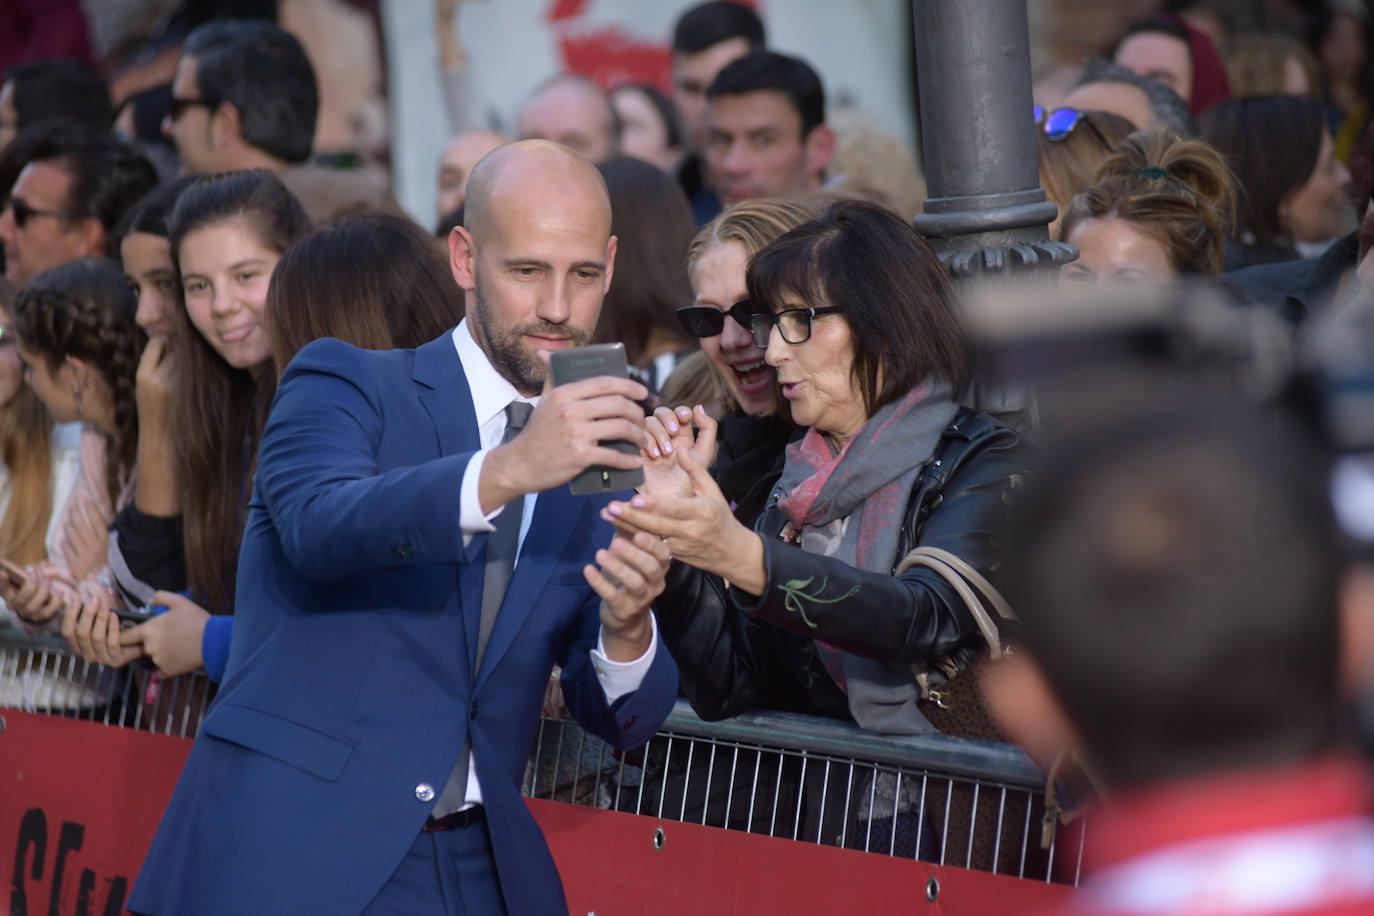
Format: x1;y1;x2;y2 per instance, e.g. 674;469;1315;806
1;629;1082;884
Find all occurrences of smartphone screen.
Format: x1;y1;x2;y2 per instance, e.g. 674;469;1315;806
548;343;646;495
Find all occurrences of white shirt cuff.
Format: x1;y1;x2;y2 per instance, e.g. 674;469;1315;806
458;448;502;534
592;612;658;703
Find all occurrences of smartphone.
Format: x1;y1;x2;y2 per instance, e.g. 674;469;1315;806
113;606;153;627
0;557;27;591
548;343;646;495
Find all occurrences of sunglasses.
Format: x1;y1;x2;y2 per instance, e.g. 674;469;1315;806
7;197;74;228
1032;105;1089;142
677;299;757;338
166;95;217;121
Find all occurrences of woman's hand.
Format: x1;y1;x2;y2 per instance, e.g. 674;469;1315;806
62;584;143;668
135;336;175;431
119;591;209;677
638;405;719;500
604;445;766;595
3;567;67;625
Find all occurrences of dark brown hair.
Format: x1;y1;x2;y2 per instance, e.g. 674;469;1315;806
166;170;310;612
1200;96;1325;248
745;199;969;417
594;156;697;366
267;212;464;375
12;258;145;510
1061;128;1237;276
0;278;51;565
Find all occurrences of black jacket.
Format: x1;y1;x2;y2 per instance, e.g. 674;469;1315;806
655;407;1026;722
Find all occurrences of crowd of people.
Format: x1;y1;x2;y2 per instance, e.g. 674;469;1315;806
3;0;1374;914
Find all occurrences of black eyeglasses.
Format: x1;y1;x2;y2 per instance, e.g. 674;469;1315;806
677;299;756;338
7;197;74;228
1032;105;1090;142
748;306;843;348
166;95;217;121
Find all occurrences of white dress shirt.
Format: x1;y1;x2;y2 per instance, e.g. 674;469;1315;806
450;320;657;806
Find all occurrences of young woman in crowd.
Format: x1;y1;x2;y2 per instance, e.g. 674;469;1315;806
621;200;1028;865
106;170;310;678
1201;96;1351;267
593;156;698;394
0;258;145;666
1034;107;1136;240
118;206;463;679
610;84;686;174
0;279;83;580
107;177;197;612
670;197;813;524
1059;128;1237;287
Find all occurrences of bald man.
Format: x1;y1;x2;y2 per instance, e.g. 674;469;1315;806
129;141;679;916
516;73;620;161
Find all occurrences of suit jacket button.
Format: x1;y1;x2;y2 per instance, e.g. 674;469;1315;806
415;783;435;802
393;543;414;561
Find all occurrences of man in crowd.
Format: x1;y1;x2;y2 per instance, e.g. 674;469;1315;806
703;49;834;206
988;392;1374;916
515;73;620;163
0;58;111;155
163;19;394;223
1061;58;1198;135
436;127;506;224
0;123;156;285
670;0;765;222
128;140;678;916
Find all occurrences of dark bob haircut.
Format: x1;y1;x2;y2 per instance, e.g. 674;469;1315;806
266;212;463;376
1200;95;1327;248
745;199;969;416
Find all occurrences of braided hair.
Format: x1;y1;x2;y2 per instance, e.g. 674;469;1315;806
11;259;145;509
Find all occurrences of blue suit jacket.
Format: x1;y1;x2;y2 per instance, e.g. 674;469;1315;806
129;334;678;916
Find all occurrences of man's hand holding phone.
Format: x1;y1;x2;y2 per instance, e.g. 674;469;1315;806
478;344;647;513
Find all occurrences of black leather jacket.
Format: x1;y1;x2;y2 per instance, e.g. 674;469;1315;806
655;407;1026;722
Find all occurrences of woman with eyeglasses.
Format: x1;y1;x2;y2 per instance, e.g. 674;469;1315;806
1060;128;1237;286
1034;107;1136;240
616;200;1025;740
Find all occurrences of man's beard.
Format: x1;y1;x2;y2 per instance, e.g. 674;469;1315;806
471;280;591;395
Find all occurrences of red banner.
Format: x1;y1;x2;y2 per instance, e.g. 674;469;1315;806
0;710;1070;914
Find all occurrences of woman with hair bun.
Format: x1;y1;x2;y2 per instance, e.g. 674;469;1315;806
1060;128;1238;286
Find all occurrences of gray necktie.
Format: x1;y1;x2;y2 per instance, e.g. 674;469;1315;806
432;400;532;818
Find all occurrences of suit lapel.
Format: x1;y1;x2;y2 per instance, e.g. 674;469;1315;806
475;483;581;687
411;333;484;679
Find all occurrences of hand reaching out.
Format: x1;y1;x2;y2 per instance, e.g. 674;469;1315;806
639;405;719;500
119;592;210;677
585;530;671;662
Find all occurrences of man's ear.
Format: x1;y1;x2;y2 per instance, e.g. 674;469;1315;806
71;217;105;259
1339;563;1374;696
603;234;618;295
804;124;836;185
211;101;242;149
449;225;477;293
980;650;1077;769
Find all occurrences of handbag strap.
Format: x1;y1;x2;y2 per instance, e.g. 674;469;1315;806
904;545;1017;623
895;547;1009;659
